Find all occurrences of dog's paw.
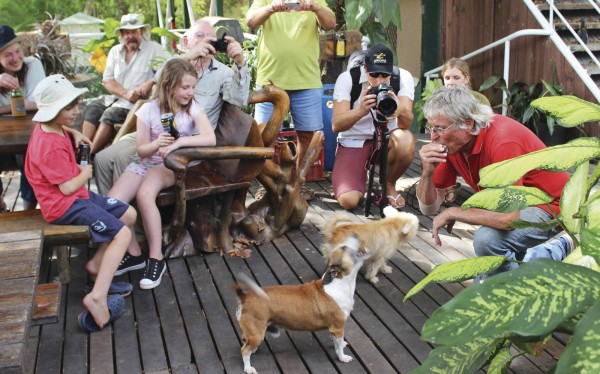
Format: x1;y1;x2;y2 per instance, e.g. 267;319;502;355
244;366;258;374
380;265;393;274
367;276;380;284
338;354;354;363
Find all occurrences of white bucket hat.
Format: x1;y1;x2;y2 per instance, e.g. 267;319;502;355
115;13;151;33
32;74;88;122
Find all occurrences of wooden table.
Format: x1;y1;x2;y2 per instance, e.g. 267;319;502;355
0;113;35;155
0;230;42;374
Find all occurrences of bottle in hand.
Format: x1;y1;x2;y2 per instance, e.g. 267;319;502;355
10;87;26;117
160;113;180;139
79;144;90;166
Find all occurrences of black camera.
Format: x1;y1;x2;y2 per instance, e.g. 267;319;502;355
210;33;229;53
368;83;397;117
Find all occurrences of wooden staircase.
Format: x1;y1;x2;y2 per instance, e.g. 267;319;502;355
536;0;600;87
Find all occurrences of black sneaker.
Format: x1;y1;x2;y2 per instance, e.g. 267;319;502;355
139;258;166;290
115;253;146;276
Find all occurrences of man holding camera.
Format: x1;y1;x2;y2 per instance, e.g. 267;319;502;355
331;44;415;210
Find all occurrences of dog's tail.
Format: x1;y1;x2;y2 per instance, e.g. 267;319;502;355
233;273;269;300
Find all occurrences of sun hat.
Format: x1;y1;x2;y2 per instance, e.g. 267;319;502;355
32;74;88;122
365;44;394;75
0;25;21;52
115;13;151;33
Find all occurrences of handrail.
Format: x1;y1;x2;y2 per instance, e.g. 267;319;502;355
423;29;552;114
424;0;600;112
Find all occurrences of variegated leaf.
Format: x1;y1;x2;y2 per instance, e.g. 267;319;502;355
555;300;600;373
462;187;553;213
478;138;600;188
486;345;513;374
404;257;506;302
582;199;600;264
408;338;496;374
561;161;588;234
531;96;600;127
422;260;600;346
563;247;600;272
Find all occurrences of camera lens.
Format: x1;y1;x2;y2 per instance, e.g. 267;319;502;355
377;92;397;116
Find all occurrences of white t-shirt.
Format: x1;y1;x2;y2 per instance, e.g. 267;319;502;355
0;56;45;106
135;99;204;164
332;67;414;148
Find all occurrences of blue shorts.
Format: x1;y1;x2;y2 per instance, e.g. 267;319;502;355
254;88;323;132
54;191;129;244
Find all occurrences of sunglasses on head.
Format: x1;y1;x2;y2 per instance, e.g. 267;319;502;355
368;72;391;78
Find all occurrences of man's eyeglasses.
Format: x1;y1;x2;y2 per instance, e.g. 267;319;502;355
368;72;391;78
424;123;457;134
191;32;216;40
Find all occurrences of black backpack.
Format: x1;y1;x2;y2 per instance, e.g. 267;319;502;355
348;50;401;107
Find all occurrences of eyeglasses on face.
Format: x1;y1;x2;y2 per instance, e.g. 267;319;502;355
368;72;391;78
191;32;216;40
425;123;458;134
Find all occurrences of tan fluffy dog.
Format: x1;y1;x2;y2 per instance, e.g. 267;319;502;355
233;235;368;374
322;206;419;284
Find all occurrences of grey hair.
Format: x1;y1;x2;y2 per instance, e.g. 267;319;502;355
423;85;494;135
185;19;214;37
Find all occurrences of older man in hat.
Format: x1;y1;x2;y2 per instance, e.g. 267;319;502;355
82;13;171;155
330;44;415;211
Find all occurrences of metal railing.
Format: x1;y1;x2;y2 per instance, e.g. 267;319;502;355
424;0;600;112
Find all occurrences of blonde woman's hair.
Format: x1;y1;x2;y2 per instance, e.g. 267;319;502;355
155;58;198;115
441;58;471;84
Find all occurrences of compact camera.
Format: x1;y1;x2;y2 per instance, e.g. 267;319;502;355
284;1;300;11
368;83;397;117
210;33;229;53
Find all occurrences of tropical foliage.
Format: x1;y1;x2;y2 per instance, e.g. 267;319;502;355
405;95;600;373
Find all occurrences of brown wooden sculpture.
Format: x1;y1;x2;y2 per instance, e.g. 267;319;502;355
158;84;323;257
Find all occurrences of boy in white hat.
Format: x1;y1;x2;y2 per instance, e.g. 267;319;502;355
25;74;142;332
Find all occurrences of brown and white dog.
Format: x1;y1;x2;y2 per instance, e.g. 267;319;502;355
233;235;367;374
322;206;419;284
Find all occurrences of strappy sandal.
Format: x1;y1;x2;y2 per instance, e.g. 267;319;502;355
386;194;406;209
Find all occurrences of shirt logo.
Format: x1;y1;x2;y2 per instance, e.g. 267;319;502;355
107;198;118;205
91;220;107;232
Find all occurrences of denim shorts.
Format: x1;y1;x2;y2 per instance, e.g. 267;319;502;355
254;87;323;132
83;98;130;127
54;191;129;244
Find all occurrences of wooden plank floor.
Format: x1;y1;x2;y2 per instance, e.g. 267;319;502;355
2;135;563;373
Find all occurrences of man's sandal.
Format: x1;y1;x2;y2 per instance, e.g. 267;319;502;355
387;194;406;209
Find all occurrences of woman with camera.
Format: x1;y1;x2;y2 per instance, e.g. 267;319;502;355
330;44;415;211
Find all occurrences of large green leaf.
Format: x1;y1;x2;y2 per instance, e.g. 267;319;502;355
582;199;600;264
508;218;560;231
462;187;553;213
555;300;600;373
478;138;600;188
404;257;506;302
531;96;600;127
560;161;588;234
486;345;514;374
409;338;497;374
373;0;401;29
344;0;373;30
421;260;600;346
563;247;600;272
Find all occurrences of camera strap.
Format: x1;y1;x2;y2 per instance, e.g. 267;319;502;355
365;111;387;170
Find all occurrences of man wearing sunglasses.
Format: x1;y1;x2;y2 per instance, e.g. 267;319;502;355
417;86;572;280
331;44;415;210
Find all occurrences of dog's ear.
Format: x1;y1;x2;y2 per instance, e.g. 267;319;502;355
322;265;340;285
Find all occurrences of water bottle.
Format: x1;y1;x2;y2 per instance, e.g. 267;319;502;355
79;144;90;166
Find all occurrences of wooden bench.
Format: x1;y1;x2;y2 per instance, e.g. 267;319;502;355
0;209;89;283
0;230;42;374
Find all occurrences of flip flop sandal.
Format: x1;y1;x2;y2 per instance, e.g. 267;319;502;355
78;294;125;333
444;183;462;203
84;281;133;297
386;194;406;209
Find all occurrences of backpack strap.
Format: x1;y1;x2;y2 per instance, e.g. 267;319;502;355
349;66;402;108
349;66;362;108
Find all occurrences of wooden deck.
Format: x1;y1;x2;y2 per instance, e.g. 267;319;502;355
1;135;563;373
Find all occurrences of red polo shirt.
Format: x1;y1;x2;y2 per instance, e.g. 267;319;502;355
433;114;569;216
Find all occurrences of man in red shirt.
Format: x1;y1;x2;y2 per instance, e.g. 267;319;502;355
416;86;572;279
